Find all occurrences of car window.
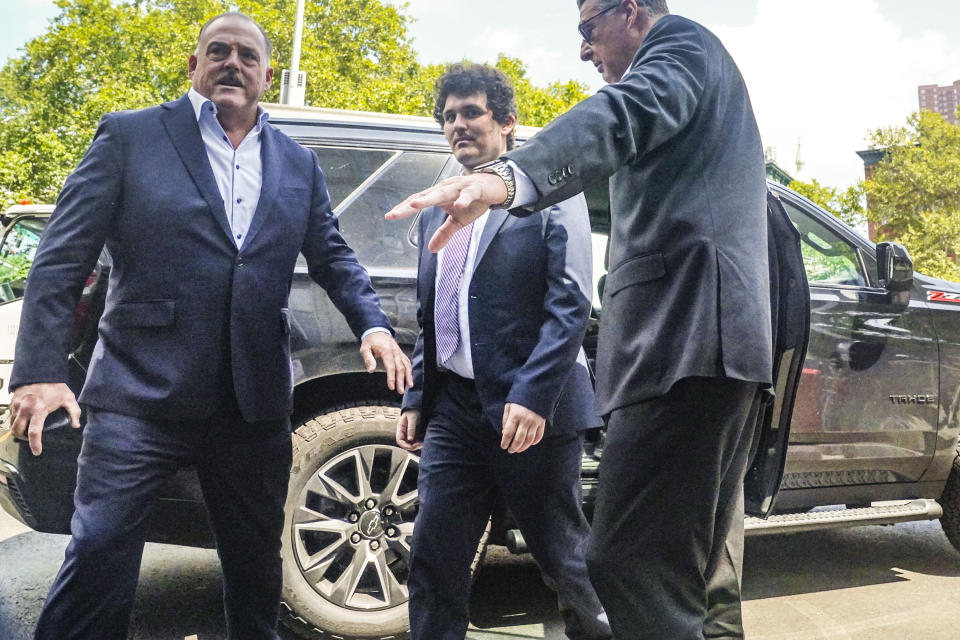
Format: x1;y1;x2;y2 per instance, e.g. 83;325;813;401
780;199;867;287
336;152;449;269
308;147;396;210
0;216;46;304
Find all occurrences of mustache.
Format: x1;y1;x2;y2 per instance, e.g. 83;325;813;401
217;72;243;87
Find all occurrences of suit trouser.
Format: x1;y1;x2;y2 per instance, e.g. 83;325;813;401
33;405;292;640
586;376;759;640
408;373;612;640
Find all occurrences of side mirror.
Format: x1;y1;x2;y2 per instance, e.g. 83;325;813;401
876;241;913;311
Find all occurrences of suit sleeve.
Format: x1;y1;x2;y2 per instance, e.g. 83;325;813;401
505;18;707;210
505;194;593;420
9;115;122;389
300;160;392;339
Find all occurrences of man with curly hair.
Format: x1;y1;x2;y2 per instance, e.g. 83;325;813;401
396;63;611;640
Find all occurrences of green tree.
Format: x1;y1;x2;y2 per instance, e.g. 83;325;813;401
863;110;960;281
0;0;589;204
787;178;865;229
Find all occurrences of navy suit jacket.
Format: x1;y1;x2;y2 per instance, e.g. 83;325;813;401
504;15;772;416
402;197;599;436
10;94;390;422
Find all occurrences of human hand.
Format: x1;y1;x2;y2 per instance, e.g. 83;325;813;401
500;402;546;454
396;410;423;452
385;173;508;253
360;332;413;393
9;383;81;456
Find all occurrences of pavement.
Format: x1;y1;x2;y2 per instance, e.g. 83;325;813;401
3;506;960;639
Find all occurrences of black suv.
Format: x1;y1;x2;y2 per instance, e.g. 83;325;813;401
1;105;959;640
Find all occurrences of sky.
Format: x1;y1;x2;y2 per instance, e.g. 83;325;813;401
2;0;960;190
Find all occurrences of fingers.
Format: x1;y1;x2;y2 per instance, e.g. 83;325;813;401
501;405;519;451
360;343;377;374
27;409;47;456
428;219;460;253
380;344;397;392
66;397;82;429
500;403;546;454
395;412;422;452
398;352;413;394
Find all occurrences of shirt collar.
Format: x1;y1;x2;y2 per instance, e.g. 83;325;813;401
187;87;270;132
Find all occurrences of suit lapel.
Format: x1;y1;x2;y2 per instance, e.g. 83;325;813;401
243;124;280;247
419;208;445;309
159;95;234;244
474;208;509;267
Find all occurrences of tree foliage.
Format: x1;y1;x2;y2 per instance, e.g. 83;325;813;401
863;110;960;282
0;0;588;204
787;178;865;230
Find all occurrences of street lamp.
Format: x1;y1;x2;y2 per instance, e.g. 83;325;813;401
280;0;307;106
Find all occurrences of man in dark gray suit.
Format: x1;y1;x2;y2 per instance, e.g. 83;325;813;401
9;12;410;640
387;1;770;638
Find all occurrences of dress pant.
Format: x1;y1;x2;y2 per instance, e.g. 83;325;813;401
408;373;611;640
33;403;292;640
586;376;759;640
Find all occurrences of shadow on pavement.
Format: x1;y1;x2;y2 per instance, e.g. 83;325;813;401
743;521;960;600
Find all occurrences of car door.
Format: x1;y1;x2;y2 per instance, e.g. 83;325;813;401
774;189;939;500
744;191;810;516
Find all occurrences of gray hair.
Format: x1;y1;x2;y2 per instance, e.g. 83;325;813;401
196;12;273;61
577;0;669;17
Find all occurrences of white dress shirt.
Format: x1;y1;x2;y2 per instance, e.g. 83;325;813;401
187;88;268;249
435;211;490;379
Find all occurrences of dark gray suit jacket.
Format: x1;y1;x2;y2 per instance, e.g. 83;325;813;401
505;15;772;416
11;94;390;422
402;198;600;435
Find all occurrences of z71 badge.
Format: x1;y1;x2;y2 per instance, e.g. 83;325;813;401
927;291;960;304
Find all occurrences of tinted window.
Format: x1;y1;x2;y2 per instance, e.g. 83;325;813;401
0;216;46;304
309;147;395;210
781;200;867;287
337;152;449;269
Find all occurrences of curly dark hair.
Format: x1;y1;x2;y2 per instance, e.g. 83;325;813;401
433;63;518;150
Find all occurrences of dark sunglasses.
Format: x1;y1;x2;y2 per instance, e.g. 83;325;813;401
578;4;618;44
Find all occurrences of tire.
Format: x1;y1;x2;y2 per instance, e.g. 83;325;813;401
279;403;490;639
939;450;960;554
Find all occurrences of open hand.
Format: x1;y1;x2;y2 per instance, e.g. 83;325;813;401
360;332;413;393
385;173;507;252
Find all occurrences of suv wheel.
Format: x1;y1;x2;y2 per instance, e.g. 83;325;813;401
939;449;960;554
280;403;418;639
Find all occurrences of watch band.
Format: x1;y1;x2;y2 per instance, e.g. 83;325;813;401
475;159;517;210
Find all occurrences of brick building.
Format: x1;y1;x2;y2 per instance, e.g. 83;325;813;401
918;81;960;124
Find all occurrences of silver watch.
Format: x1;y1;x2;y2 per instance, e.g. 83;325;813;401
475;159;517;210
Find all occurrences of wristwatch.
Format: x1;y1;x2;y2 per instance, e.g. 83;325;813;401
475;159;517;210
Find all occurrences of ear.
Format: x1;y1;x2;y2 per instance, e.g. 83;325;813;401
500;113;517;139
623;0;647;31
188;54;198;79
264;66;275;91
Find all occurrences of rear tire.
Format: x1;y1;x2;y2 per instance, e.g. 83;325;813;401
939;450;960;554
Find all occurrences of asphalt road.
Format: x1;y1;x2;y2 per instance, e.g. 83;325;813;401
3;508;960;639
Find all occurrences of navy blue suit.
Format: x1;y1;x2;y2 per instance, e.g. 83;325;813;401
403;201;610;640
11;95;390;640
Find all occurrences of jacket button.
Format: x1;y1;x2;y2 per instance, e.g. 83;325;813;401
548;175;558;186
236;257;245;266
567;164;575;174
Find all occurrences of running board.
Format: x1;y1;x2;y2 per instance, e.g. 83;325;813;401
745;499;943;536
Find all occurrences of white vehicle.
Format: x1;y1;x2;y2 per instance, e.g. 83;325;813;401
0;203;54;409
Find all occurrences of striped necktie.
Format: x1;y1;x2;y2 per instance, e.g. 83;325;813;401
435;222;475;363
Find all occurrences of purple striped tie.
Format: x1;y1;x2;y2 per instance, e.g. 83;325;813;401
435;222;475;363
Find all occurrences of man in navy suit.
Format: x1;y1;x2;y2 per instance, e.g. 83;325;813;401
388;1;771;638
395;64;611;640
8;12;411;640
